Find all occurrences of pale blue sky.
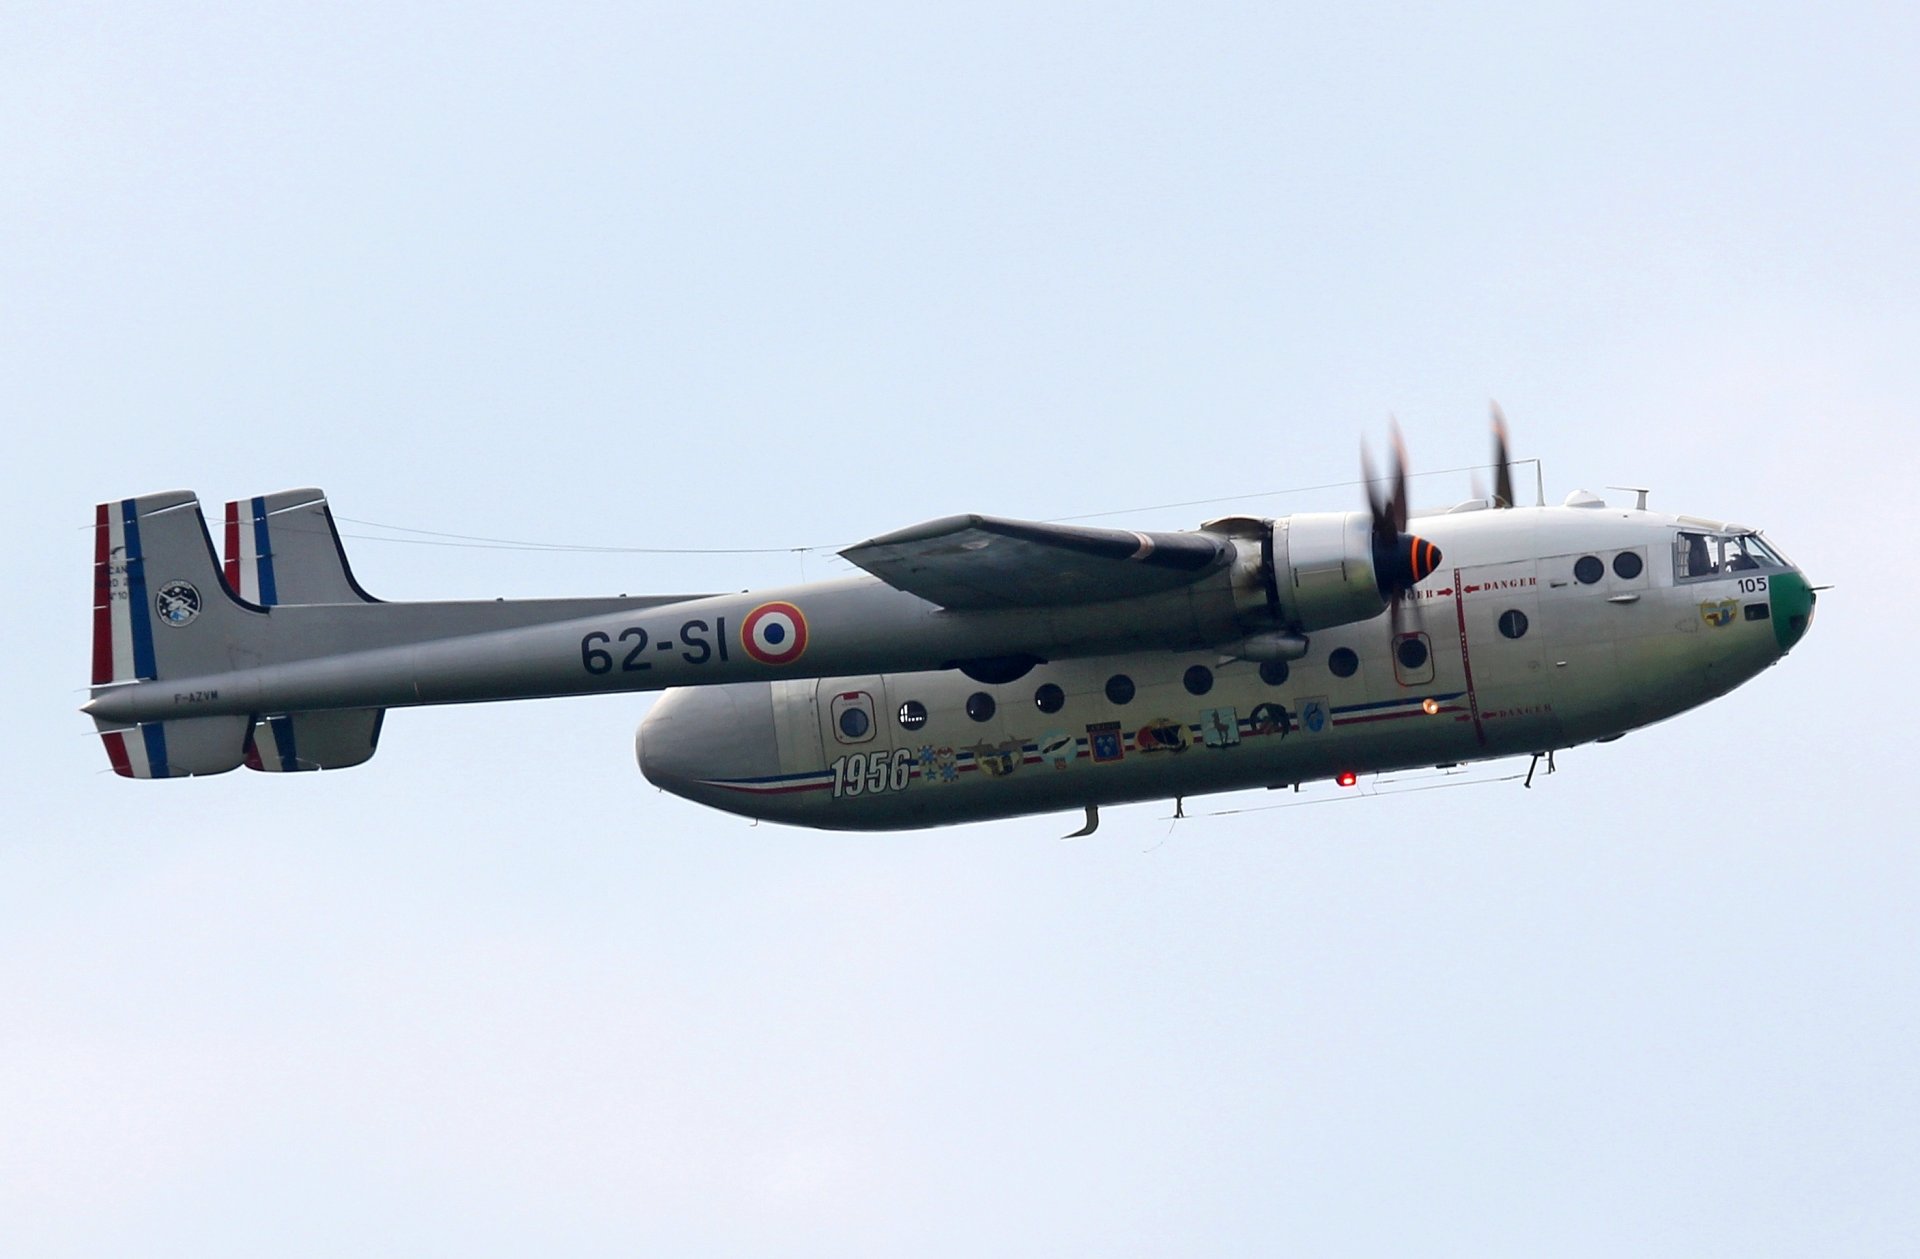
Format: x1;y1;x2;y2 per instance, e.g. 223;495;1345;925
5;4;1916;1255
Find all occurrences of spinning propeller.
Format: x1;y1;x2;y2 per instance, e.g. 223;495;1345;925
1489;401;1516;509
1361;420;1442;634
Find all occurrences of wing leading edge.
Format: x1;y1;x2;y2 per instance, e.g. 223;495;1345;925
840;514;1228;610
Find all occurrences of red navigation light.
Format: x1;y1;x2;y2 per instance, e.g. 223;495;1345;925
1421;697;1440;715
1336;770;1358;788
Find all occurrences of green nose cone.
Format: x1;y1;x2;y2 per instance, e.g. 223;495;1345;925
1771;569;1816;652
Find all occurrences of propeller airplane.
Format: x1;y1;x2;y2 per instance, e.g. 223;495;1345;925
84;414;1816;833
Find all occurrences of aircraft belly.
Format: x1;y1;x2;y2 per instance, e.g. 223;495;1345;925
723;665;1489;831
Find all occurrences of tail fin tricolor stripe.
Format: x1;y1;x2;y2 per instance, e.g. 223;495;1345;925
268;717;297;767
92;499;160;685
223;501;240;595
252;498;278;604
223;496;281;605
241;710;383;773
241;716;302;773
100;728;134;776
222;490;373;606
99;723;171;779
265;715;299;773
91;503;113;685
89;491;258;778
122;500;158;681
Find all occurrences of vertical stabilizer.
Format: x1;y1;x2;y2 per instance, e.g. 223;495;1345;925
223;489;378;606
91;492;263;777
244;710;385;772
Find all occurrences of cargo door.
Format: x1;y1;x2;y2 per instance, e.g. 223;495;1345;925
1451;558;1558;747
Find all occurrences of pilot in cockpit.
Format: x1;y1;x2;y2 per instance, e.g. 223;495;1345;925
1674;530;1787;582
1683;532;1712;579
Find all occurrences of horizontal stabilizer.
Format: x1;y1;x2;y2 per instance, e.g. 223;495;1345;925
841;514;1226;610
96;715;250;778
245;709;385;772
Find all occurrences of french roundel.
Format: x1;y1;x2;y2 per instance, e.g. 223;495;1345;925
741;601;809;665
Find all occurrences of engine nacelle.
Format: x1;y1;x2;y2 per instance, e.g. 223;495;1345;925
1265;511;1391;632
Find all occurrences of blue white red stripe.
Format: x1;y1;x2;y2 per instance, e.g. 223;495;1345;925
696;693;1472;795
92;498;157;686
99;721;170;778
223;496;278;605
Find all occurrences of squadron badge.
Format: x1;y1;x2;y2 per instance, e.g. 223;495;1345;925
1699;599;1738;629
1199;707;1240;748
155;580;201;627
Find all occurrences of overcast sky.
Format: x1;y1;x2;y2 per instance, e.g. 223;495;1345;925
5;3;1916;1255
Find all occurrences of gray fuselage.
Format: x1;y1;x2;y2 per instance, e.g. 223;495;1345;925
636;503;1813;829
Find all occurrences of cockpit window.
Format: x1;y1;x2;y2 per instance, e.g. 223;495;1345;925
1674;531;1788;582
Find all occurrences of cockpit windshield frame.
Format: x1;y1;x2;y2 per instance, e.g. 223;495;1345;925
1673;530;1789;582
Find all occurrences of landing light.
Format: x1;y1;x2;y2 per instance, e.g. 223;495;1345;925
1421;697;1440;715
1336;770;1358;788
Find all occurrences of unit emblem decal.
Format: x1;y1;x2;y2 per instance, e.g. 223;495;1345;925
969;739;1022;778
918;745;958;784
1199;707;1240;748
1086;721;1124;764
1699;598;1738;629
1299;696;1331;734
740;601;809;664
1134;718;1191;754
1037;730;1076;769
1247;702;1292;737
155;580;202;627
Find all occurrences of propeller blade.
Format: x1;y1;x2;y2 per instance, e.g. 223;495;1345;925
1361;420;1442;614
1388;418;1409;533
1361;439;1389;540
1490;401;1515;509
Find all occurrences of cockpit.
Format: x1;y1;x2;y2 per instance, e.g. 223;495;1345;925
1672;530;1791;583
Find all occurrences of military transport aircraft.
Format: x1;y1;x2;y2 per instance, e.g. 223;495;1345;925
85;416;1814;832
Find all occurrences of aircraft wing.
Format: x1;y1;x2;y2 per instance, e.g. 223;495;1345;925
840;514;1227;610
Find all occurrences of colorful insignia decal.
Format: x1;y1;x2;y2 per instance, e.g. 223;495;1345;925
969;740;1022;778
918;745;959;784
1134;718;1191;754
1247;701;1292;737
1199;707;1240;748
1086;721;1125;764
1299;697;1331;734
1037;730;1076;769
1699;599;1738;629
155;579;201;627
740;601;809;664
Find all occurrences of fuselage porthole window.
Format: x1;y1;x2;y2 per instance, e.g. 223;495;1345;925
1034;683;1065;714
1613;550;1644;580
898;700;928;730
1498;609;1529;639
1574;555;1605;584
1329;648;1359;678
1183;665;1213;696
1105;674;1136;705
839;707;870;740
1395;637;1429;670
966;691;996;723
1259;660;1289;687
